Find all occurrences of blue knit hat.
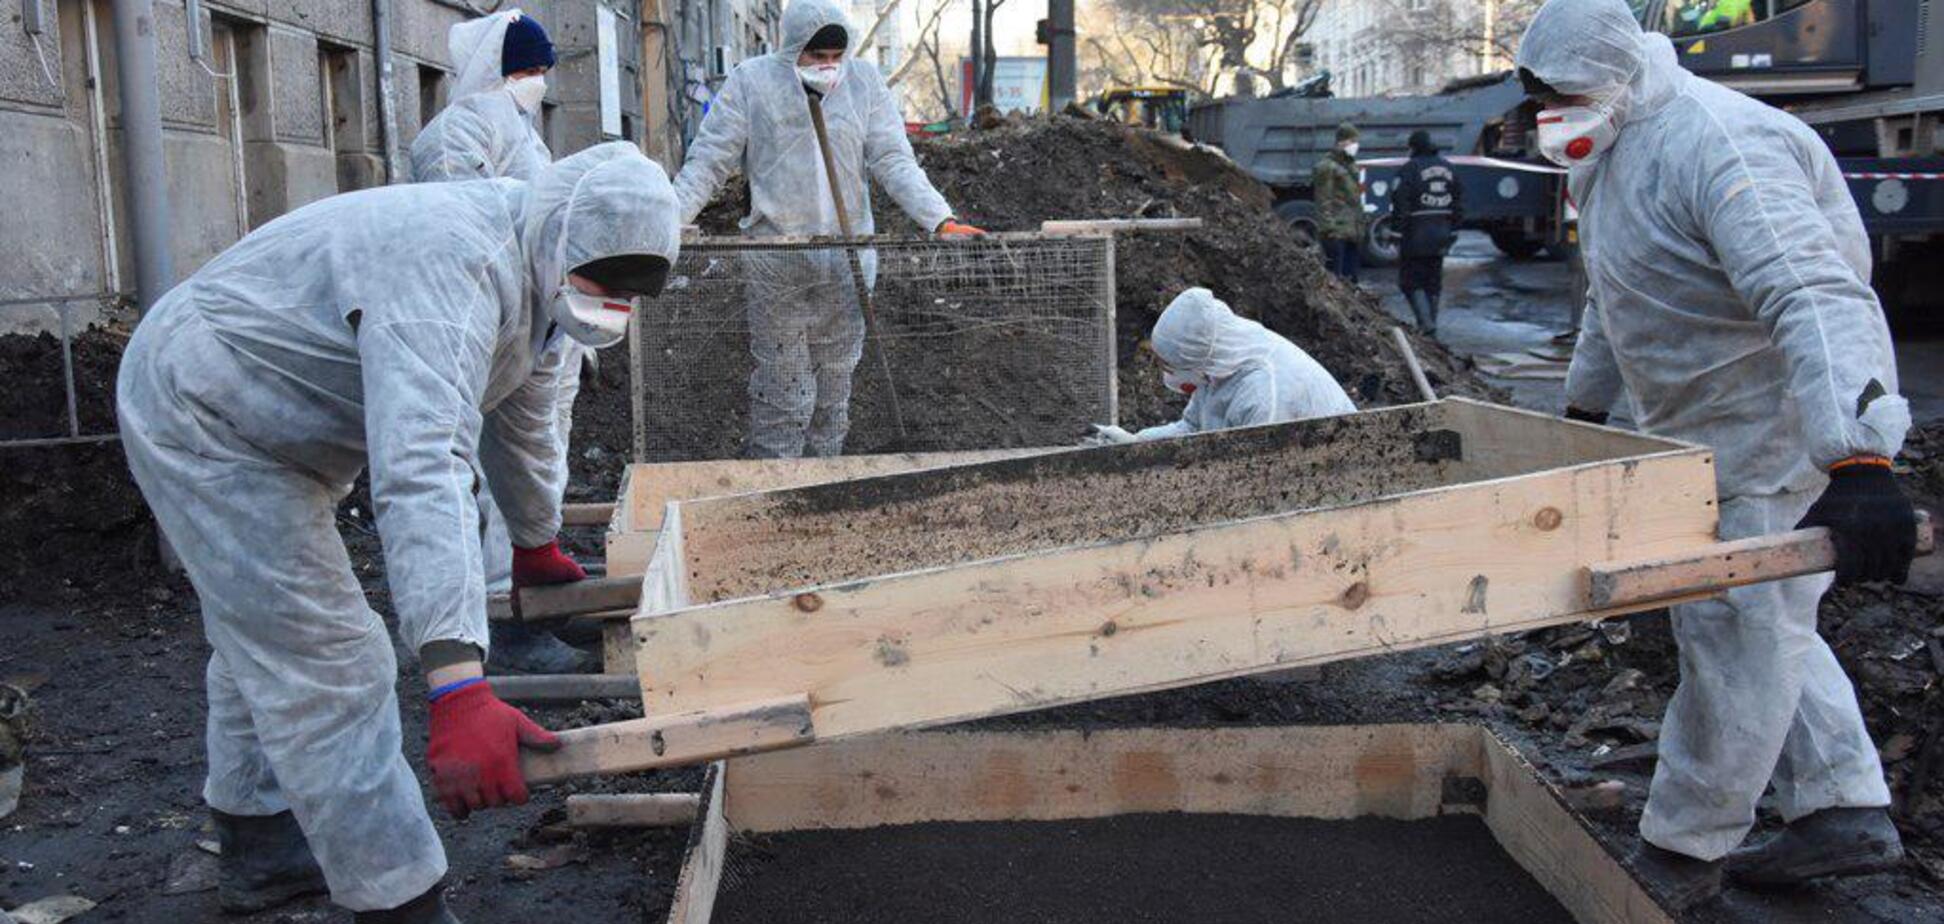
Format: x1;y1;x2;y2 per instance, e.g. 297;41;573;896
500;14;555;75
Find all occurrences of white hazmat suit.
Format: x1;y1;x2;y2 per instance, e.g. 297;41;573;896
1132;288;1356;440
411;10;579;601
1517;0;1907;861
672;0;956;458
116;143;681;910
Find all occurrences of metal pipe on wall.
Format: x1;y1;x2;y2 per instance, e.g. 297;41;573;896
372;0;404;183
109;0;175;311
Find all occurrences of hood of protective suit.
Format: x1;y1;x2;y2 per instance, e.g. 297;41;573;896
521;142;681;311
450;9;532;100
1515;0;1685;131
1150;288;1276;380
780;0;852;62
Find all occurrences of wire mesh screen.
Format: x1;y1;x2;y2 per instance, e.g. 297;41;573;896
630;234;1117;462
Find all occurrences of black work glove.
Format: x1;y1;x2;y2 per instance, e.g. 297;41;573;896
1564;406;1609;426
1797;460;1917;585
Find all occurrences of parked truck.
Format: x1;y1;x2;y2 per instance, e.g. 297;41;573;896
1185;72;1566;265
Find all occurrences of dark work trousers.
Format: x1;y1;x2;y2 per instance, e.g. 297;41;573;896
1323;238;1361;282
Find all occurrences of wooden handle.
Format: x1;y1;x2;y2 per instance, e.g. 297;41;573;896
1039;218;1204;235
489;673;642;704
521;694;815;785
565;793;701;828
1587;510;1933;609
487;574;641;623
562;502;615;527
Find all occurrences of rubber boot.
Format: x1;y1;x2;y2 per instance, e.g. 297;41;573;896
488;620;596;674
1427;292;1441;335
354;883;462;924
212;809;329;914
1628;841;1722;913
1727;807;1905;887
1406;290;1436;336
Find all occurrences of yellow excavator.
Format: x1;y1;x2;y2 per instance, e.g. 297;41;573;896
1094;87;1190;134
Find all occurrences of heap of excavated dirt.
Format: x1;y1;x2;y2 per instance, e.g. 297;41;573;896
694;115;1501;429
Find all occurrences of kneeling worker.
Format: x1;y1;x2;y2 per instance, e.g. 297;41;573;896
116;144;680;923
1095;288;1357;442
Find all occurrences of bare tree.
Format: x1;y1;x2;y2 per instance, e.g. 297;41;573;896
889;0;959;122
1083;0;1328;96
1379;0;1546;68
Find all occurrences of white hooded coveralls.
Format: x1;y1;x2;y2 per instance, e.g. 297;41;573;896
1135;288;1357;440
116;144;681;910
410;9;579;595
1517;0;1907;861
672;0;955;458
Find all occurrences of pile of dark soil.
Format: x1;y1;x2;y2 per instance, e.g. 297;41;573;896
0;328;158;601
695;115;1501;430
711;813;1571;924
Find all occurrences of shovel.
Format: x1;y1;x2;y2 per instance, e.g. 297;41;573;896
805;92;908;440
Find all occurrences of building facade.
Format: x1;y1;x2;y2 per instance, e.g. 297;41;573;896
1304;0;1508;99
2;0;647;336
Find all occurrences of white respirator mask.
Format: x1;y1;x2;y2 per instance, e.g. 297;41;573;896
1341;142;1360;158
1536;99;1624;168
549;282;632;349
798;63;843;95
506;74;547;114
1162;369;1207;396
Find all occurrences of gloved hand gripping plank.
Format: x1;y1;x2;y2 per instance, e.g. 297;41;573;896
519;693;814;784
806;92;907;438
1587;510;1934;609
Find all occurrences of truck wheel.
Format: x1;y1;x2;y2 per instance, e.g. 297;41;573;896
1363;215;1401;267
1490;229;1545;260
1274;200;1319;250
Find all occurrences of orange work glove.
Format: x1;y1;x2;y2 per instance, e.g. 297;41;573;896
937;219;986;239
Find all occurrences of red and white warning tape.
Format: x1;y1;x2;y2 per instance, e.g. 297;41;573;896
1843;172;1944;181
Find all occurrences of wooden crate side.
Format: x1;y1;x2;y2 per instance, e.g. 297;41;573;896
634;449;1718;741
1481;731;1674;924
666;764;728;924
676;404;1482;604
718;725;1483;834
1439;397;1702;485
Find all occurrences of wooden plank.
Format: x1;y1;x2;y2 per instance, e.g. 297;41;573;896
520;695;813;784
601;622;638;676
566;792;700;828
486;575;641;623
1481;730;1673;924
636;447;1718;743
489;674;641;705
1039;218;1204;235
719;726;1481;834
562;502;615;527
1588;511;1936;609
673;403;1522;605
666;764;727;924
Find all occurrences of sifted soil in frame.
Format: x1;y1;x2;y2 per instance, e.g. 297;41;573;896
710;812;1574;924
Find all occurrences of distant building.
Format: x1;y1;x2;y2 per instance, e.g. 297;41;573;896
1305;0;1508;99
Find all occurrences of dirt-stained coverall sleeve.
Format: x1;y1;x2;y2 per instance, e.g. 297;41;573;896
674;70;752;226
357;312;495;656
478;350;568;549
861;67;953;233
1694;117;1909;468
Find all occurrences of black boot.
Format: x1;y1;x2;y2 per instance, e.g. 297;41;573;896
1628;841;1722;912
1727;807;1905;887
354;883;462;923
212;809;329;914
488;620;596;674
1427;292;1441;334
1406;290;1436;336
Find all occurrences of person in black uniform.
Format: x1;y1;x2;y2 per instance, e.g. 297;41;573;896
1390;130;1463;336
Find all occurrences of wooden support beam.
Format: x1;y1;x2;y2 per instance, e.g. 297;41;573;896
562;502;615;527
489;674;641;704
667;766;727;924
520;694;814;784
487;574;640;623
565;793;700;828
1586;511;1935;609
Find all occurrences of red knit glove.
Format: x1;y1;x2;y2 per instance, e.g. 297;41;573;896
511;539;586;587
426;681;560;819
937;219;987;238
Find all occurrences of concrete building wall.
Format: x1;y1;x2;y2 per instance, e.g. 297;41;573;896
2;0;649;337
1307;0;1495;99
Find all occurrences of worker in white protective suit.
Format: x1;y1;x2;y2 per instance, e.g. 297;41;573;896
672;0;983;458
1090;288;1357;443
1517;0;1917;909
411;10;594;675
116;143;680;924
